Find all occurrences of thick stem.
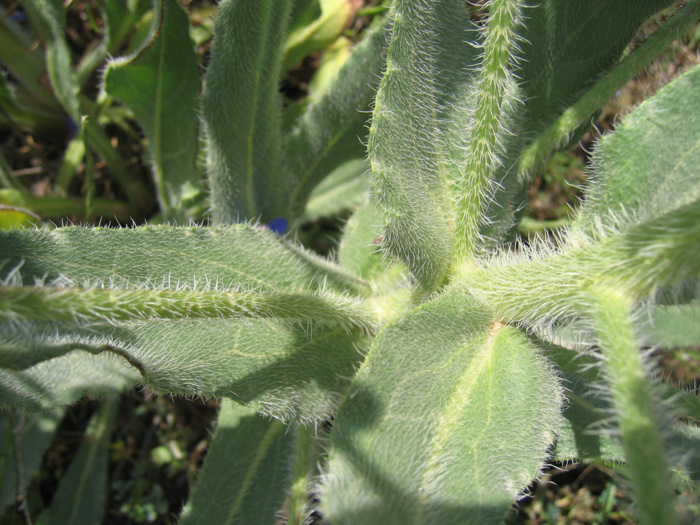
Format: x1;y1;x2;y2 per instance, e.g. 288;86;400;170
590;287;678;525
452;0;524;261
0;286;379;334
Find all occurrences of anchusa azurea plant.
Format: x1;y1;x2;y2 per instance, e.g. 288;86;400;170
1;1;700;524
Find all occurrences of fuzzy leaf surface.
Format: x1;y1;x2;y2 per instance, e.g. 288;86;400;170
103;0;201;222
321;288;562;524
463;199;700;327
571;64;700;236
178;401;294;525
0;352;138;411
0;320;367;422
203;0;290;223
369;0;480;289
0;225;370;296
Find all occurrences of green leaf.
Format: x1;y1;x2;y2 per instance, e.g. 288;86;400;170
203;0;291;223
518;0;676;146
369;0;480;289
321;288;563;524
483;0;682;243
1;320;367;422
0;206;40;229
20;0;81;120
104;0;202;222
0;408;64;516
48;397;119;525
571;64;700;236
518;1;700;177
0;286;378;334
640;301;700;348
178;400;294;525
0;224;370;297
0;352;138;411
283;19;388;220
299;159;369;224
589;288;678;525
338;198;390;281
283;0;356;71
104;0;152;55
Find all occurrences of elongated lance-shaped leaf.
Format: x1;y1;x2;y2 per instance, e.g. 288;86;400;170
0;319;368;422
320;288;563;524
178;401;294;525
0;408;64;516
0;224;370;297
19;0;80;120
47;396;119;525
103;0;202;223
570;63;700;237
461;199;700;327
0;352;138;412
282;18;388;221
589;288;679;525
518;1;700;178
369;0;481;290
451;0;525;261
204;0;290;224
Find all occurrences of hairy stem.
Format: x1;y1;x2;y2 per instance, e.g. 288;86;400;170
0;286;378;334
589;288;678;525
452;0;524;261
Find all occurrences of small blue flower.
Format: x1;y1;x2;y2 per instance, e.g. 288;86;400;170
268;217;288;235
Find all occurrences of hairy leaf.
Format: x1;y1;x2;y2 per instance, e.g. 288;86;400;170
369;0;480;289
283;18;388;220
0;319;367;422
321;288;562;524
571;64;700;236
0;225;370;297
463;199;700;327
203;0;290;223
179;401;294;525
